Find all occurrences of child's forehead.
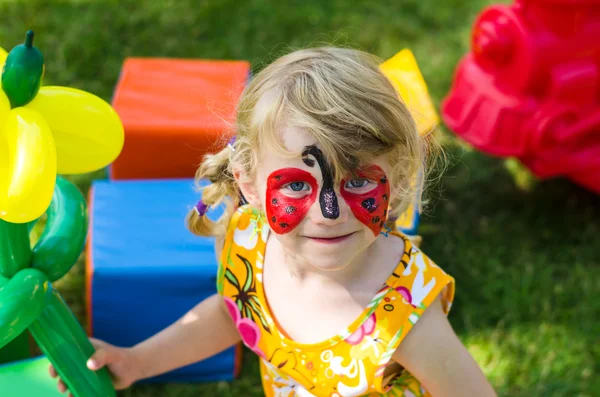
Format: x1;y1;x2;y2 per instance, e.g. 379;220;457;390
258;127;391;177
270;125;382;162
279;125;317;152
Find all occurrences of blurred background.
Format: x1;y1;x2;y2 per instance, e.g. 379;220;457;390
1;0;598;396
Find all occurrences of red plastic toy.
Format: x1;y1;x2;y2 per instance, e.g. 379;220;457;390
442;0;600;193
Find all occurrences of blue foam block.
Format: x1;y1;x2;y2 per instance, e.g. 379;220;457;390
89;179;239;383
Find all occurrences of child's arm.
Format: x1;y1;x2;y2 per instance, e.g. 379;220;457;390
132;292;240;380
392;295;497;397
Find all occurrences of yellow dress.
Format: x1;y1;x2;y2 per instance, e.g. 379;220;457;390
218;205;455;397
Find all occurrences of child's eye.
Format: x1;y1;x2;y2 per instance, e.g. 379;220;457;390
285;181;309;192
343;178;377;194
345;179;370;189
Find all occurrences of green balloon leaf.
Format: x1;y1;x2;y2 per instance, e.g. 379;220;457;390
32;177;88;282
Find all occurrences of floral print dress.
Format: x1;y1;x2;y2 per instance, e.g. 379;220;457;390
218;205;455;397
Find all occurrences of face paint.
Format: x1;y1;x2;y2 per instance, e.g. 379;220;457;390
266;168;318;234
301;145;339;219
340;165;390;236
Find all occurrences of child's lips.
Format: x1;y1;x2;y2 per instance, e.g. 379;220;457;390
305;232;355;243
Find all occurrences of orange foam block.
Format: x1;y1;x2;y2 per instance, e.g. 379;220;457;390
110;58;251;179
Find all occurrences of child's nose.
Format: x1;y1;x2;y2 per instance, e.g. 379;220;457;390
308;190;350;226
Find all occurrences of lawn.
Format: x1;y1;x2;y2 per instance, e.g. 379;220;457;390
1;0;598;396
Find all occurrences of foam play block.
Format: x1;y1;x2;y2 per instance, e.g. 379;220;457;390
0;356;63;397
395;170;424;237
381;49;440;237
110;58;251;180
87;179;241;383
396;201;420;236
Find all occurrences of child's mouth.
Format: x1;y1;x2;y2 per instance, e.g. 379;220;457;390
307;232;355;244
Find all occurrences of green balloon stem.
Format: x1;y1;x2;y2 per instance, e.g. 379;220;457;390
0;170;114;396
0;268;50;349
0;220;32;278
25;31;34;49
29;287;116;397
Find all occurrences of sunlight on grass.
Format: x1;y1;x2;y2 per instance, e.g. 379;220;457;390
464;323;596;396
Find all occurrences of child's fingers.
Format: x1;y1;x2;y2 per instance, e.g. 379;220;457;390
87;348;108;371
57;379;67;393
48;365;58;378
89;337;108;350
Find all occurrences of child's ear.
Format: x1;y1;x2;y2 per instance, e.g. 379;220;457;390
234;169;261;208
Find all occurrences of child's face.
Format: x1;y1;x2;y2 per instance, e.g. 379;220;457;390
250;126;393;271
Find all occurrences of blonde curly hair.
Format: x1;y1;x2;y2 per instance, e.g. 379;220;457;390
187;46;437;238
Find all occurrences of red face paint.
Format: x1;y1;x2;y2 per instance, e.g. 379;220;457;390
266;168;318;234
340;165;390;236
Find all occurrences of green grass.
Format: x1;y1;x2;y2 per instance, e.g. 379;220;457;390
2;0;599;396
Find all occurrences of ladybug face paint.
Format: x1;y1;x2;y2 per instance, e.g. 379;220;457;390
340;165;390;236
302;145;340;219
266;168;318;234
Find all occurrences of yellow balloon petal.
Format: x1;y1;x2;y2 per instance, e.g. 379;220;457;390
380;49;439;136
25;86;124;174
0;89;10;128
0;108;56;223
0;47;7;70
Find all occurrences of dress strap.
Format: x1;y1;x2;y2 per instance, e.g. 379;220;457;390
372;233;456;392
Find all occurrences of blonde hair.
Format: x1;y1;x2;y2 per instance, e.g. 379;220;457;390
187;46;440;237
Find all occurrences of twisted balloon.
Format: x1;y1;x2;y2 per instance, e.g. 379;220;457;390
0;31;122;397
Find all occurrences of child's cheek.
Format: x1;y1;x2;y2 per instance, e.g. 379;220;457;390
340;167;390;236
265;168;318;234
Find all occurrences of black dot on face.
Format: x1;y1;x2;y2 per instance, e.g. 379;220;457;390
382;194;388;202
380;177;387;184
380;221;384;228
271;216;276;222
383;209;387;216
372;216;380;224
279;222;289;228
285;206;296;214
361;198;376;213
272;198;278;205
275;175;281;181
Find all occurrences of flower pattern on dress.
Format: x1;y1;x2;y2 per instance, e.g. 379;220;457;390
224;252;271;334
224;296;267;358
345;313;376;345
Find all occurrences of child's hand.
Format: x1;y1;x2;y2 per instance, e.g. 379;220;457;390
48;337;141;394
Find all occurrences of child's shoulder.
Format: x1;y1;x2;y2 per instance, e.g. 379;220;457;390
384;230;455;314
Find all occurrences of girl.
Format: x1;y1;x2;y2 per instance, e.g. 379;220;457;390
51;47;496;397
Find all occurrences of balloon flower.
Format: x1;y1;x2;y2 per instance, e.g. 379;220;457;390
0;31;123;397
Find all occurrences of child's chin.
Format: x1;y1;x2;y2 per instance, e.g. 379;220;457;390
306;255;354;272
